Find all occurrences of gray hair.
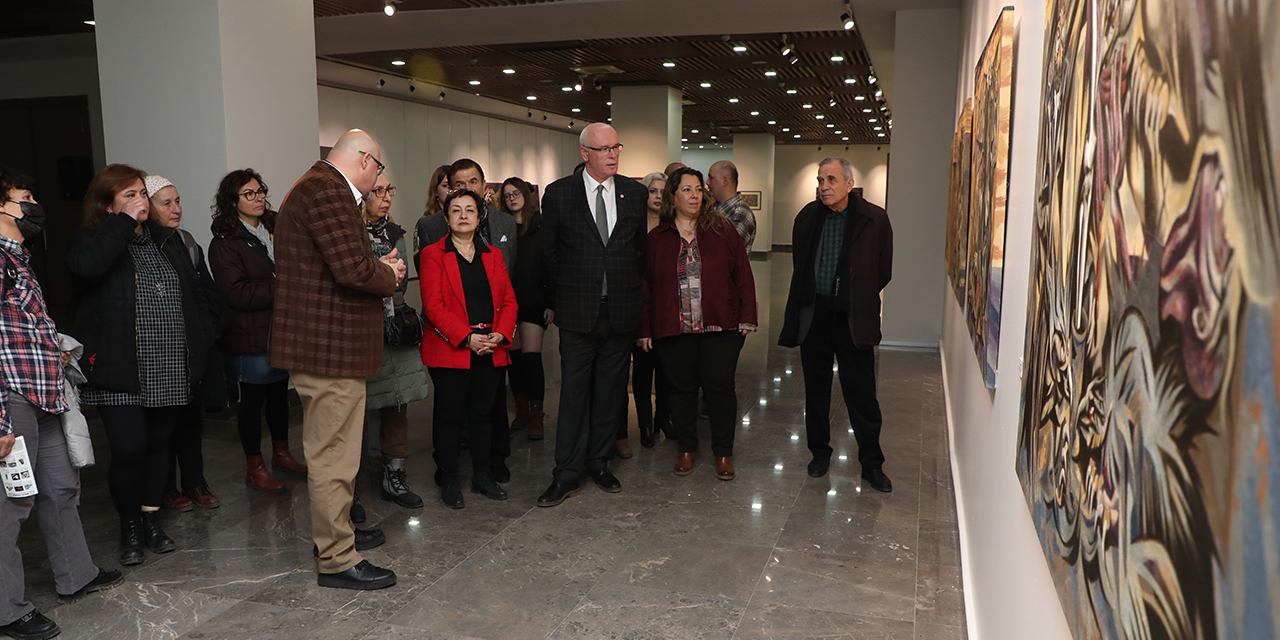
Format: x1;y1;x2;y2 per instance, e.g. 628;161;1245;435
640;172;667;188
818;157;855;181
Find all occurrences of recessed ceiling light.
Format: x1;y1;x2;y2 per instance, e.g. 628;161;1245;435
834;130;842;134
764;70;777;77
733;45;748;52
767;120;776;125
526;95;537;101
503;68;515;74
84;20;95;25
681;138;688;142
782;127;790;132
842;136;849;141
391;60;406;66
700;82;712;88
729;98;739;103
607;101;612;106
855;95;865;101
844;78;856;84
863;108;872;112
815;114;825;119
874;126;883;130
607;117;612;122
826;124;834;128
699;145;705;148
571;108;581;113
469;80;480;85
691;129;699;133
750;111;760;116
831;55;844;62
875;90;883;98
794;134;801;138
562;86;573;91
868;118;876;122
663;61;676;68
878;133;886;137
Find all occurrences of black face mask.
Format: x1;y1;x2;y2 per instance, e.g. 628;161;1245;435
3;202;46;240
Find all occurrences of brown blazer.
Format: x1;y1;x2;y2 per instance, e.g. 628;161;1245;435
269;161;397;377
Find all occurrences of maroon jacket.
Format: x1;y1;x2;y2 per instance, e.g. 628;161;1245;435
639;221;757;340
208;221;275;355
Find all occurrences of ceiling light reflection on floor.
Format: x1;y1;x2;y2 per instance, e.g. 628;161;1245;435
827;489;838;496
838;454;848;461
791;434;799;441
752;502;763;510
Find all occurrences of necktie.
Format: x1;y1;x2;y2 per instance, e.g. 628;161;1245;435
596;184;609;296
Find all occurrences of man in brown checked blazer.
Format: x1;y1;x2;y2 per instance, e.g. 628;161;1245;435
271;130;407;590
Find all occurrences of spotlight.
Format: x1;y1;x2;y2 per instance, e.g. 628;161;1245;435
408;81;416;92
568;121;575;128
574;83;582;91
378;78;386;88
779;35;792;57
840;4;854;30
543;114;548;121
438;91;445;101
384;1;396;16
527;110;533;118
788;54;799;66
593;79;603;91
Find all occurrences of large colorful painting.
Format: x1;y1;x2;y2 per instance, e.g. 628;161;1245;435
945;100;974;308
1016;0;1280;638
965;8;1015;389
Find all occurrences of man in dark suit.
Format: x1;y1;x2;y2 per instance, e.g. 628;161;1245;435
272;129;406;589
414;159;518;483
537;123;648;507
778;157;894;492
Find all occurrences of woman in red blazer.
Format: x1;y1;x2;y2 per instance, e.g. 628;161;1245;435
420;189;517;509
638;167;757;482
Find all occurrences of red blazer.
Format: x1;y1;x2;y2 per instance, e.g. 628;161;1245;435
640;221;757;340
419;237;518;369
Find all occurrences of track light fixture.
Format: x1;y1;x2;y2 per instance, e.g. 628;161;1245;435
543;114;548;121
527;110;533;118
384;0;398;16
438;91;445;101
408;80;416;92
593;79;603;91
840;3;854;30
377;78;386;88
568;121;575;128
779;35;792;57
788;54;799;65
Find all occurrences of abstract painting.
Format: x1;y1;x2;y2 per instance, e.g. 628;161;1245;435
1017;0;1280;638
965;8;1015;389
946;99;974;308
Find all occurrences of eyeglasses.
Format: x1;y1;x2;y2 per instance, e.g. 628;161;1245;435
239;188;268;201
582;143;624;155
503;191;523;201
370;185;397;198
359;150;386;176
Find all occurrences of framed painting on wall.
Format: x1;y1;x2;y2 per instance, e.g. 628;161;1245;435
964;7;1015;389
945;100;974;309
740;190;762;210
1017;0;1280;638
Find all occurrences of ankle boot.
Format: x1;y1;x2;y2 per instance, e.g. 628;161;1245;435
511;394;531;430
527;402;545;441
441;477;465;509
639;418;656;449
470;471;508;501
271;441;308;475
381;460;424;509
118;518;145;566
245;455;286;493
139;511;175;553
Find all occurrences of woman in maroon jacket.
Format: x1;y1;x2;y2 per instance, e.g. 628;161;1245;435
638;168;757;481
207;169;307;494
420;189;517;509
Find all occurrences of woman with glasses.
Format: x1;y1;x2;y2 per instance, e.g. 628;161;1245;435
637;167;757;481
420;189;517;509
68;164;221;565
208;169;307;495
497;177;551;440
361;174;429;510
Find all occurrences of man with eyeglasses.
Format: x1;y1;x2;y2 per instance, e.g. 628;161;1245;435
413;158;518;486
537;123;648;507
271;129;406;591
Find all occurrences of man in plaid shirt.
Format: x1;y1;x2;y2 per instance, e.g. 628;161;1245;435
0;172;119;640
709;161;757;253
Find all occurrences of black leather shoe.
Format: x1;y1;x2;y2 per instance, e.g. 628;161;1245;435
490;462;511;484
58;567;123;603
862;468;893;493
639;421;656;448
118;518;145;566
807;456;831;478
471;473;509;500
587;468;622;493
312;527;387;557
316;559;397;590
441;478;465;509
140;511;175;554
349;493;367;524
536;480;580;507
0;609;59;640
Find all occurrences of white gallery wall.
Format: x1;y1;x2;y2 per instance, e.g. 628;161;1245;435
679;147;733;174
941;0;1073;639
316;84;583;276
771;144;890;247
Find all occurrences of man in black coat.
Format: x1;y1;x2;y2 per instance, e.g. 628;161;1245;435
537;123;648;507
778;157;894;492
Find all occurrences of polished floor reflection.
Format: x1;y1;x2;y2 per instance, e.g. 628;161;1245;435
17;259;965;639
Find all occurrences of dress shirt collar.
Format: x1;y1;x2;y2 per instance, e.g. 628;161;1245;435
323;160;365;204
0;234;27;260
582;170;615;197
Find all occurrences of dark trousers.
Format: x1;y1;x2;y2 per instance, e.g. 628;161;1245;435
629;343;670;437
656;332;745;457
97;404;182;518
237;379;290;456
509;351;545;403
429;355;498;480
490;369;510;465
799;306;884;470
554;299;632;483
166;401;207;491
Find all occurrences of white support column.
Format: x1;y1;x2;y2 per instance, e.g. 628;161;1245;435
731;133;775;252
94;0;319;249
610;85;682;178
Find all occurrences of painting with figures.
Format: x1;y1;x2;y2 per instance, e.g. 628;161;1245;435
945;100;974;309
1017;0;1280;638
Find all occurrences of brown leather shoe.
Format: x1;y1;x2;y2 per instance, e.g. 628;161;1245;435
184;485;221;509
527;402;545;440
715;456;735;481
615;439;634;459
271;441;308;475
674;452;695;476
245;455;286;493
161;489;193;512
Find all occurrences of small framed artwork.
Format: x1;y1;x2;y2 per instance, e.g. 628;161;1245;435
740;191;762;210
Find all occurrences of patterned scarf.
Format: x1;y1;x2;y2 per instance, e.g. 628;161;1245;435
366;216;393;258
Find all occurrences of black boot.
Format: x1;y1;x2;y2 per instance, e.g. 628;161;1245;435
139;511;175;554
471;470;508;501
441;477;465;509
639;418;656;448
118;518;145;566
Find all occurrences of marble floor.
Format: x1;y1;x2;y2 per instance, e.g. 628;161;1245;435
14;259;965;640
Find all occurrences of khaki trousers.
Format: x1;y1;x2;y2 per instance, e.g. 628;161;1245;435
292;371;366;573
